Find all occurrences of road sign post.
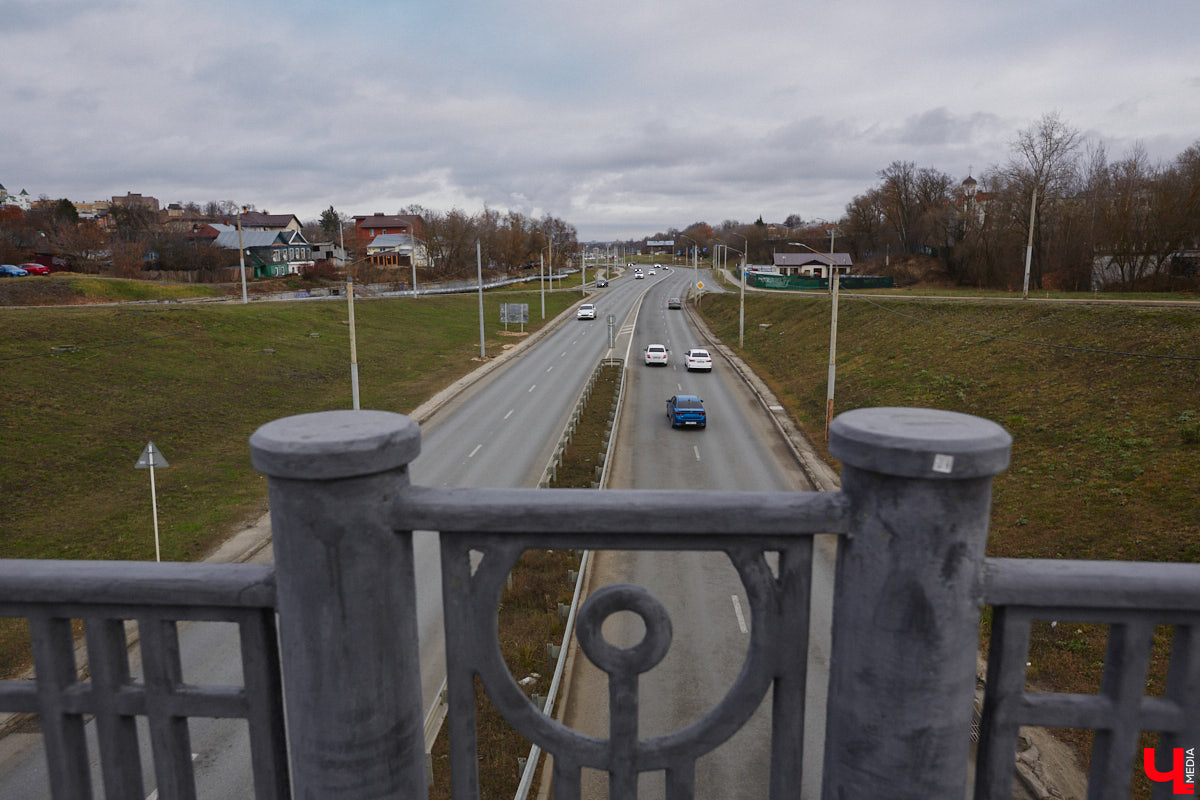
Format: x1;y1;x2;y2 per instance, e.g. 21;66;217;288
135;442;169;562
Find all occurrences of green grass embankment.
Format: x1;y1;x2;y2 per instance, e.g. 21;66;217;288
698;291;1200;792
0;291;576;674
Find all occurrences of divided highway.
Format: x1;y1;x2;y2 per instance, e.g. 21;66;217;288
566;267;834;800
0;265;832;798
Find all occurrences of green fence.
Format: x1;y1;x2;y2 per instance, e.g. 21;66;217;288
746;273;894;290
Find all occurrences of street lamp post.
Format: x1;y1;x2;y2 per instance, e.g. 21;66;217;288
346;275;360;410
679;234;701;294
790;240;840;441
728;232;748;349
237;206;248;304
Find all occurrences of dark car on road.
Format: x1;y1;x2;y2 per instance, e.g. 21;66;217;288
666;394;706;428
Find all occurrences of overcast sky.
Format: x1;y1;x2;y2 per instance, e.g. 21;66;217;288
3;0;1198;241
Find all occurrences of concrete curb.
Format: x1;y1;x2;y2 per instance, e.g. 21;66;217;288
684;299;841;492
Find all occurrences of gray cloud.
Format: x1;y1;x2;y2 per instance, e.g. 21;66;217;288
2;0;1198;239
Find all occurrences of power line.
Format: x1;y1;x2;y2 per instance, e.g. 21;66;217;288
857;296;1200;362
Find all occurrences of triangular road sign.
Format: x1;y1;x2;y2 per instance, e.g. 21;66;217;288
135;441;169;469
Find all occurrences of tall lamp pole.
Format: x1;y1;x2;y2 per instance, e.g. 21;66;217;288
679;234;699;275
1022;186;1038;300
791;240;840;440
237;206;248;304
346;275;360;410
729;232;748;349
476;241;486;359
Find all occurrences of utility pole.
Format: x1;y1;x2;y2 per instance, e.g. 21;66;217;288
237;207;248;304
347;276;360;410
477;241;486;359
1022;186;1038;299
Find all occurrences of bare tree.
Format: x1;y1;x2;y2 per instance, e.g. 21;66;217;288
1002;111;1081;290
877;160;919;253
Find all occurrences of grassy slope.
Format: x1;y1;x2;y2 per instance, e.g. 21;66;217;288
699;292;1200;564
0;289;576;671
698;290;1200;792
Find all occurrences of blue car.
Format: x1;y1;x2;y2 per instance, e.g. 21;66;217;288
0;264;29;277
666;394;706;428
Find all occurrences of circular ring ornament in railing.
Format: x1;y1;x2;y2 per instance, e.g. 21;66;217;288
463;542;781;774
575;583;672;677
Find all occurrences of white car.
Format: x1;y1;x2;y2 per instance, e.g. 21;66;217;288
648;269;657;275
683;348;713;371
577;303;596;320
644;343;669;366
635;272;645;280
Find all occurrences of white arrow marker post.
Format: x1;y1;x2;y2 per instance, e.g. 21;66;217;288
135;442;169;562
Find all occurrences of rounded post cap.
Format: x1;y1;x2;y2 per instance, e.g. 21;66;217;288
250;410;420;480
829;407;1011;479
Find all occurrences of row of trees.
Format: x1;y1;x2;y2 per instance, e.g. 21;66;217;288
839;113;1200;290
0;195;580;282
631;114;1198;292
374;205;577;279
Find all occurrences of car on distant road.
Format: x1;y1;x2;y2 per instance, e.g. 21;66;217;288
0;265;28;277
644;343;669;366
19;263;49;275
666;394;706;428
577;303;596;320
667;297;681;309
683;348;713;371
595;278;608;288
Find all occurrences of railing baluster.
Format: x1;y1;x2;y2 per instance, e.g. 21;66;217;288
29;614;93;800
822;407;1012;799
84;616;145;800
238;608;291;800
140;616;196;800
250;409;428;798
975;606;1032;800
1090;620;1156;799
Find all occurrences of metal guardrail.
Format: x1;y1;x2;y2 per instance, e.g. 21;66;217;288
536;359;621;489
514;357;624;799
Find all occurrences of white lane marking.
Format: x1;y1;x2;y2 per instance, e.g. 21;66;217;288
678;383;683;391
693;446;701;461
503;409;514;420
731;595;748;634
528;384;537;393
561;351;567;358
546;365;554;373
468;444;482;458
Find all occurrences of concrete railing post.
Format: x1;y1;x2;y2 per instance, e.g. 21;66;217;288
822;407;1011;799
250;410;425;799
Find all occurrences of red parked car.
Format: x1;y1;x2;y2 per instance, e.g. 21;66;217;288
19;263;50;275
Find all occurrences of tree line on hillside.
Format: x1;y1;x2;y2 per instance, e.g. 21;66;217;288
627;113;1200;292
842;113;1200;291
314;205;579;280
0;196;580;282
